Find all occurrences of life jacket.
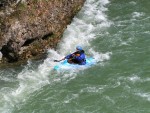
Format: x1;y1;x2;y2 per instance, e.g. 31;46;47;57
65;50;86;65
71;50;86;65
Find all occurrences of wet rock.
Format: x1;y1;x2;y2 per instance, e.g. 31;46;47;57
0;0;85;63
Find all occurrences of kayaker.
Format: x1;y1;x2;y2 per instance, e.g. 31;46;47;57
59;46;86;65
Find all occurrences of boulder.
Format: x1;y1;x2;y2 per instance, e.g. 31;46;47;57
0;0;85;63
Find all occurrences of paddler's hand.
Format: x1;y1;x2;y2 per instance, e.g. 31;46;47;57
75;54;80;56
72;53;80;57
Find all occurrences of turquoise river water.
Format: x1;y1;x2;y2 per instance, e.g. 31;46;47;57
0;0;150;113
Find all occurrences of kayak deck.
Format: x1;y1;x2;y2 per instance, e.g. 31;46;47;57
54;57;96;71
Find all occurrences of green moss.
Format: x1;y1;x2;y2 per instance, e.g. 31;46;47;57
8;2;27;20
16;2;27;11
32;0;40;4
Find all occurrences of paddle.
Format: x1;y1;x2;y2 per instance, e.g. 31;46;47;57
53;58;65;62
53;60;62;62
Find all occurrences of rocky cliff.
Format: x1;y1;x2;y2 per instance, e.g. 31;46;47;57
0;0;85;63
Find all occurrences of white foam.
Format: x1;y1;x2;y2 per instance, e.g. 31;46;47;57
128;75;141;83
129;1;137;5
80;85;107;94
132;12;145;19
0;59;52;113
55;0;111;61
88;48;111;62
136;92;150;101
0;0;112;112
127;75;150;83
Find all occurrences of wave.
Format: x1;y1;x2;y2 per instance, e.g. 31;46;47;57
0;0;111;112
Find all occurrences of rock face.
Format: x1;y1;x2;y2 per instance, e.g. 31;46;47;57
0;0;85;63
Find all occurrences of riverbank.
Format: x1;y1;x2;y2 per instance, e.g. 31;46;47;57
0;0;85;64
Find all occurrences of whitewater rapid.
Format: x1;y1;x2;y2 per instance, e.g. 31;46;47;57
0;0;111;112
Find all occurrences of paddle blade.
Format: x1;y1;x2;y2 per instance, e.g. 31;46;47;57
54;60;59;62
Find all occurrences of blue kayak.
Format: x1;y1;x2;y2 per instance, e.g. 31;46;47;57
54;57;96;71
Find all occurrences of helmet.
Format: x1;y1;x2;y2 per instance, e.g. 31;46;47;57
76;46;82;50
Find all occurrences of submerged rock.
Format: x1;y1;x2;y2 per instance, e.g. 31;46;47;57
0;0;85;63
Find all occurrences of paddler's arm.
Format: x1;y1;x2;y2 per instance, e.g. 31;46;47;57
54;52;77;62
54;54;72;62
65;54;73;59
